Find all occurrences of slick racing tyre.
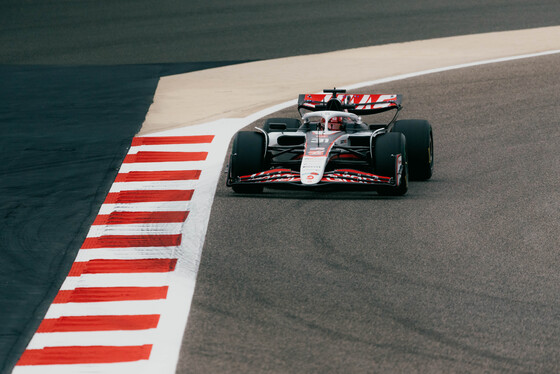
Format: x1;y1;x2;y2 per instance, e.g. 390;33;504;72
229;131;266;193
392;119;433;180
374;132;408;196
263;118;301;132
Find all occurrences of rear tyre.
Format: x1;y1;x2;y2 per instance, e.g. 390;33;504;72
392;119;433;180
229;131;266;193
374;132;408;196
263;118;301;132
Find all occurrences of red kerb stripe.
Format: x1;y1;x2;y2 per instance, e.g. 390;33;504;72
123;151;207;163
17;345;152;365
93;211;189;225
37;315;160;333
103;189;193;204
69;258;178;276
81;234;181;249
131;135;214;146
53;286;169;303
114;170;201;182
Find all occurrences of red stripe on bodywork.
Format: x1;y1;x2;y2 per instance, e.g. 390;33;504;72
37;315;160;333
53;286;169;303
17;345;152;365
103;189;194;203
81;234;181;249
131;135;214;146
123;151;207;163
93;211;189;225
331;154;360;160
114;170;201;182
69;259;178;276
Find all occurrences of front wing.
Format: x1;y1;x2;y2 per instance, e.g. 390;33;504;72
228;168;395;187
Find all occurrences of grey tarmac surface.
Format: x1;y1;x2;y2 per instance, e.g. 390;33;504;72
178;54;560;373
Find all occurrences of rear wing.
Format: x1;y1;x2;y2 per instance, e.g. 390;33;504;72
298;89;402;115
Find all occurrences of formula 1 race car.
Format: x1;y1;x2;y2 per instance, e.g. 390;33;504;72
226;88;433;195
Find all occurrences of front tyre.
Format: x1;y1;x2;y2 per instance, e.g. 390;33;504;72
229;131;266;193
392;119;433;180
374;132;408;196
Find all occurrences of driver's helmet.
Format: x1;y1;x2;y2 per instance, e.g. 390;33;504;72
328;116;344;131
317;117;326;131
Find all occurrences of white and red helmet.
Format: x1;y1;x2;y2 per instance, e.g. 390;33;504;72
328;117;344;131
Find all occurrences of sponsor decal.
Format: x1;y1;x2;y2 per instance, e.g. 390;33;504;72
301;156;326;169
302;94;399;111
308;149;324;156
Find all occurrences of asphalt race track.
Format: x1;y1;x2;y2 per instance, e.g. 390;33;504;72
178;55;560;372
1;0;560;372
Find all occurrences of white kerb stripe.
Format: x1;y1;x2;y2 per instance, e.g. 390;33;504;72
86;223;184;237
59;273;171;291
118;161;208;173
97;201;192;214
128;143;212;154
26;330;158;350
44;300;166;319
74;247;179;262
109;180;199;193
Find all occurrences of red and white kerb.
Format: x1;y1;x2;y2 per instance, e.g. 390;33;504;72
13;122;236;374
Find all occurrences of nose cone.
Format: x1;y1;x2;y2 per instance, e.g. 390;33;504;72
302;172;321;185
301;156;327;185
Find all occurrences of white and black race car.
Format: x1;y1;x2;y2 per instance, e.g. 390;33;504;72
226;88;433;195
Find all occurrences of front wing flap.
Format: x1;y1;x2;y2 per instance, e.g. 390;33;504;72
229;168;395;186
